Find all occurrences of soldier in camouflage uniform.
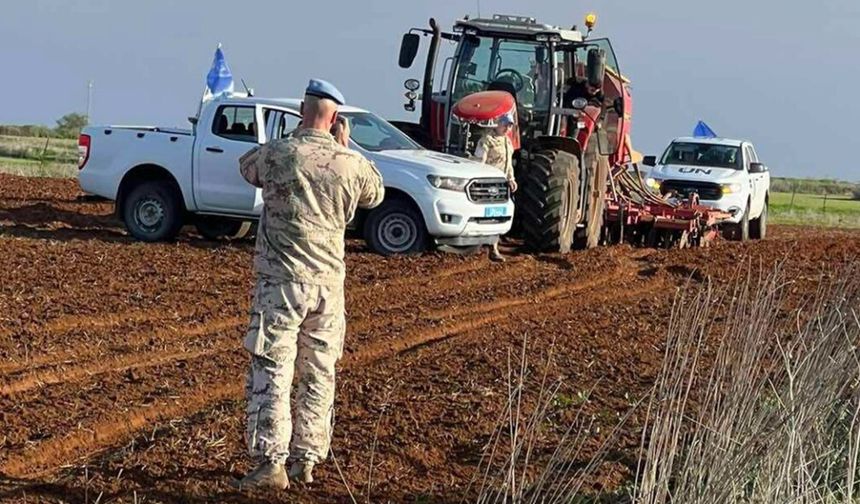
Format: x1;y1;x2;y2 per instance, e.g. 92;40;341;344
473;113;518;261
233;79;385;491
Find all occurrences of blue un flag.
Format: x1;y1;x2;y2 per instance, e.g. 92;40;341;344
205;45;234;99
692;121;717;139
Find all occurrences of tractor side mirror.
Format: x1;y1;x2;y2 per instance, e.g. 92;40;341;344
749;162;767;173
613;97;625;116
399;33;420;68
643;155;657;167
586;48;606;89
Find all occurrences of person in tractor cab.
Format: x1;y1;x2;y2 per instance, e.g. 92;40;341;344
562;77;605;137
563;77;604;108
472;113;517;262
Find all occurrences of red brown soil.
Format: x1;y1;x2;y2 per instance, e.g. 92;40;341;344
0;173;857;503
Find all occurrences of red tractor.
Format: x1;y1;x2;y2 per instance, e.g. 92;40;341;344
393;14;727;252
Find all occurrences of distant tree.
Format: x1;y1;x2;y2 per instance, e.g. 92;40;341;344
852;185;860;201
54;113;88;138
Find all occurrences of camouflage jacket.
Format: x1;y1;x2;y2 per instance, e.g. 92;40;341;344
240;128;384;286
473;132;515;181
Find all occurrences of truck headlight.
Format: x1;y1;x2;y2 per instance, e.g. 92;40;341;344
721;183;742;194
645;177;662;190
427;175;470;192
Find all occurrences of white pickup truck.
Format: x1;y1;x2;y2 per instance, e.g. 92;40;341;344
77;96;513;254
643;137;771;241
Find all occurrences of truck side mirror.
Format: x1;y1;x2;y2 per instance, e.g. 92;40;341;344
399;33;420;69
749;162;767;173
586;48;606;89
643;155;657;167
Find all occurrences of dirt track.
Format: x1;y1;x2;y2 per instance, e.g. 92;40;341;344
0;174;857;503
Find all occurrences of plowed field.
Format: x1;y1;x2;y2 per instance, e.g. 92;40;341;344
0;174;857;503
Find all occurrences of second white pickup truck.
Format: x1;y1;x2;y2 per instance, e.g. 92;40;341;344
643;137;771;241
77;96;514;254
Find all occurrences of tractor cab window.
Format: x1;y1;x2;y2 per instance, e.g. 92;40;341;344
571;39;619;77
452;36;549;110
452;36;492;103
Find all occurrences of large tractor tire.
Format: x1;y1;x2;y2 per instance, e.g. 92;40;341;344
519;149;581;253
574;152;610;250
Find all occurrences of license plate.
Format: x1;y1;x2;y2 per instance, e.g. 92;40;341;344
484;206;507;218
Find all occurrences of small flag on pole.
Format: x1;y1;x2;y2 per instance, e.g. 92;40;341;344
204;44;234;101
692;120;717;138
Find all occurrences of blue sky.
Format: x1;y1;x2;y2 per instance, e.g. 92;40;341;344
1;0;858;180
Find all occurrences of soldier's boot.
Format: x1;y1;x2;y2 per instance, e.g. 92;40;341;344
289;460;315;484
232;462;289;490
489;243;506;262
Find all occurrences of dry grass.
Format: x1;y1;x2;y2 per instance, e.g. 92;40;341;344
635;267;860;503
472;266;860;503
468;338;637;503
0;135;78;164
0;160;77;178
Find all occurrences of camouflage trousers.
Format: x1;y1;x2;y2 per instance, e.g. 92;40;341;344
243;278;345;466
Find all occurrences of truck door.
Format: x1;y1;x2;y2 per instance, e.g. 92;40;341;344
194;104;263;215
744;144;763;217
261;107;301;142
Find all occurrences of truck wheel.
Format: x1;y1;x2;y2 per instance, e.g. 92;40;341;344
364;198;428;255
727;202;751;242
122;181;184;242
195;216;252;241
750;200;768;240
519;149;580;253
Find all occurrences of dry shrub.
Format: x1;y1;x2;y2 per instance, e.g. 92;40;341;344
635;267;860;503
470;265;860;503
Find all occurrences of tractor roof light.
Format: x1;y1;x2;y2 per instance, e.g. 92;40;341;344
585;13;597;30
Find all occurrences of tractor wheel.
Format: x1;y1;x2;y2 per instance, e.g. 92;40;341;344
582;153;610;249
519;149;581;253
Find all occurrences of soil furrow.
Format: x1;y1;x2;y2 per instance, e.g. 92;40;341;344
0;382;243;480
1;346;229;397
0;317;245;380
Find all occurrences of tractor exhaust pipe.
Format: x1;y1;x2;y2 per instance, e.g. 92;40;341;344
421;18;441;132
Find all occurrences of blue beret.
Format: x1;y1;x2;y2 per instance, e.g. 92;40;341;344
305;78;345;106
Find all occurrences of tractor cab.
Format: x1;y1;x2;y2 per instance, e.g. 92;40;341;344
396;14;636;253
397;14;628;164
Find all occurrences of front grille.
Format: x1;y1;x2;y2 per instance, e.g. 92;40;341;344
468;216;513;224
661;180;723;201
467;179;509;203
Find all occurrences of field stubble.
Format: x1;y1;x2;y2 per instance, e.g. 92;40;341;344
0;174;858;502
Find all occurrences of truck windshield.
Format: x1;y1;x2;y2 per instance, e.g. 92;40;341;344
452;35;549;110
341;112;421;152
662;142;742;170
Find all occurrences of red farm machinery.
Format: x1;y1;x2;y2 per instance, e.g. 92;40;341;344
392;13;729;252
